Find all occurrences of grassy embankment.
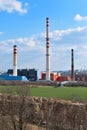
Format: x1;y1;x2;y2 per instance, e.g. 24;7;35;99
0;85;87;101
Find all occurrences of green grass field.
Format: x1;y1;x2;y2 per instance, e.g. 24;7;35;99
0;85;87;101
30;87;87;101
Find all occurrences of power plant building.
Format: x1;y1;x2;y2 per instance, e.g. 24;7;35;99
41;72;71;82
7;69;37;81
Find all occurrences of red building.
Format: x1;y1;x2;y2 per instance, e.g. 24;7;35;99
41;72;59;81
56;75;71;82
75;75;87;81
41;72;71;82
50;72;60;81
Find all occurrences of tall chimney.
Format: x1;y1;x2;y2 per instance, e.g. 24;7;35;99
71;49;75;81
13;45;17;76
46;17;50;80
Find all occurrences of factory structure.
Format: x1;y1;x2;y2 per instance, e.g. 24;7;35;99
0;44;37;81
40;71;71;82
0;18;87;82
0;44;38;81
7;69;37;81
0;45;28;81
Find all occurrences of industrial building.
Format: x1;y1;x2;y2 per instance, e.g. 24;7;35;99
4;45;37;81
75;71;87;81
41;71;71;82
7;69;37;81
0;75;28;81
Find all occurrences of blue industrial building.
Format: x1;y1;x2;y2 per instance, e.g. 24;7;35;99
0;75;28;82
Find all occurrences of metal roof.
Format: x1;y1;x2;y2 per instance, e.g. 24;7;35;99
0;75;28;82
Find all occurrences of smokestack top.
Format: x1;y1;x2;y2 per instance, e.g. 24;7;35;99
13;45;17;54
46;17;49;27
71;48;74;52
46;17;49;20
14;45;17;48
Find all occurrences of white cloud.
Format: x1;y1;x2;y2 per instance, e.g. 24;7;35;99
50;26;87;41
0;0;28;14
74;14;87;21
1;37;34;46
0;36;45;53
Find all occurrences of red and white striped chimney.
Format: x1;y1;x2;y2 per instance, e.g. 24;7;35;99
13;45;17;76
46;17;50;80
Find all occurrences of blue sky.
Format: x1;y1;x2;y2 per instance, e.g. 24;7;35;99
0;0;87;77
